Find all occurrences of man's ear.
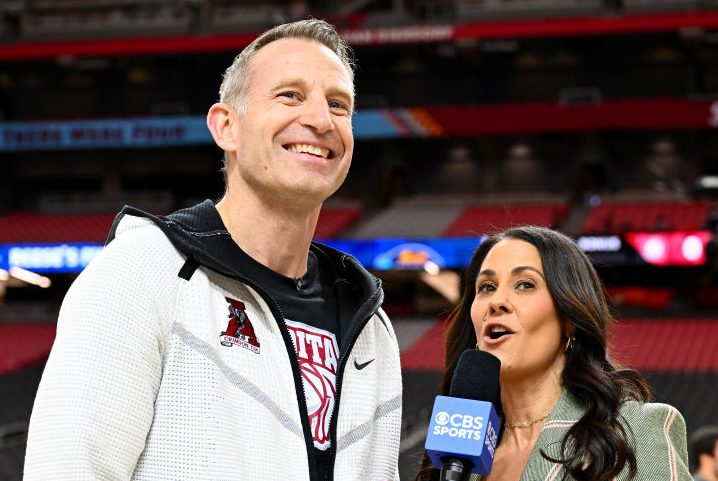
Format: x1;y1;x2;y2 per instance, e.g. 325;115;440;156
207;103;240;152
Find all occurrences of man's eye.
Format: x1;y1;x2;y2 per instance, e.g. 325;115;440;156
279;91;299;100
329;100;351;113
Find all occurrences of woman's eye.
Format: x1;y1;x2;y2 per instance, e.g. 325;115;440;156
477;282;495;294
516;280;535;291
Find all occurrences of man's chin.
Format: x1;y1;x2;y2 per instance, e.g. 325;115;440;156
270;184;335;210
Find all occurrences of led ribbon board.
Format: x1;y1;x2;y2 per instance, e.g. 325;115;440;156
0;243;104;273
1;232;710;273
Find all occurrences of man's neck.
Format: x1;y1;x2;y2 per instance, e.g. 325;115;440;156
215;192;321;279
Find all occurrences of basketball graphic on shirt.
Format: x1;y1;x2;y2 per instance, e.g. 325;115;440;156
300;360;335;445
302;362;327;412
285;320;339;451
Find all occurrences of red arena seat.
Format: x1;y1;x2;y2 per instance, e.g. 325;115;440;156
443;203;567;237
581;201;708;234
0;213;117;243
314;207;361;239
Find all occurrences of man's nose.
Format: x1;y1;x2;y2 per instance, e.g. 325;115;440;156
299;97;334;134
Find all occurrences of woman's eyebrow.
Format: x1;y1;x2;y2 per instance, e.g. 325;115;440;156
477;268;495;278
511;265;545;279
477;266;544;279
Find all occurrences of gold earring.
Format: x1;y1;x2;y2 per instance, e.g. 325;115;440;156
564;336;575;353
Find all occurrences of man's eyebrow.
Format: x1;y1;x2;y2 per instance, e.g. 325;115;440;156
325;85;355;112
477;266;545;279
328;85;354;100
270;78;353;97
270;77;307;92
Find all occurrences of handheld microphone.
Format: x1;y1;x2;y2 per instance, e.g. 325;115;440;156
424;349;501;481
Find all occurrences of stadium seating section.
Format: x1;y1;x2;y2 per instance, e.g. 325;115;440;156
0;213;117;243
581;201;709;234
443;203;568;237
314;207;361;239
0;325;56;376
0;208;361;243
1;200;710;243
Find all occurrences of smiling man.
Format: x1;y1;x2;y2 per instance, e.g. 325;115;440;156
25;20;402;481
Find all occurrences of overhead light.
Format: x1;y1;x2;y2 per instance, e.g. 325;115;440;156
8;267;52;288
509;143;532;160
698;176;718;188
423;261;441;276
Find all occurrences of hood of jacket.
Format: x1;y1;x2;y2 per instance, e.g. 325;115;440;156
107;199;384;346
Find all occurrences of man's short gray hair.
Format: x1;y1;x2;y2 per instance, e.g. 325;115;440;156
218;18;355;115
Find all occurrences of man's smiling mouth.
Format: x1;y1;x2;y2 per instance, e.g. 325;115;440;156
284;143;332;159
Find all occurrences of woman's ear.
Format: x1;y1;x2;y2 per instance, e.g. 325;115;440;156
562;321;576;352
207;103;240;153
562;318;576;338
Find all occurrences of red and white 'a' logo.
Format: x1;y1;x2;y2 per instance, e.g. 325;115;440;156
285;320;339;451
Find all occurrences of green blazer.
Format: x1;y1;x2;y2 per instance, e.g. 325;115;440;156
472;390;692;481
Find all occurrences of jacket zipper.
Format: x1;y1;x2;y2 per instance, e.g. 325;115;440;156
325;255;384;480
187;253;381;481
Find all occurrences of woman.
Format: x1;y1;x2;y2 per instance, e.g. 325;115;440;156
416;226;691;481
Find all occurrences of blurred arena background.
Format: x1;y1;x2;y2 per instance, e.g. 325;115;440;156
2;0;718;479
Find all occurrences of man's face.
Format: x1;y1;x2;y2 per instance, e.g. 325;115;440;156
229;37;354;209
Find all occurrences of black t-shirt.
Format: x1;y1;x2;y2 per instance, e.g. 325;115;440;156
234;246;339;480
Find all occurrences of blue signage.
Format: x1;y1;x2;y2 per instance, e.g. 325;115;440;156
322;237;483;270
0;238;482;273
0;111;400;151
1;235;653;274
0;117;211;151
0;243;104;273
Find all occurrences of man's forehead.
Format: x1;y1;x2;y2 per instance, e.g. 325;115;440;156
251;37;350;76
247;37;354;99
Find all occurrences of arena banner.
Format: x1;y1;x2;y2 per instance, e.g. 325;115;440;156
341;25;453;45
0;117;211;151
0;112;398;151
5;11;718;60
1;232;710;273
0;239;483;273
0;243;104;273
3;98;718;151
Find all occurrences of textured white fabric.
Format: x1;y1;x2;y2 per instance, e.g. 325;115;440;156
25;215;402;481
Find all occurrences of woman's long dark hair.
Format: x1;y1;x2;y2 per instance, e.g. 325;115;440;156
415;226;652;481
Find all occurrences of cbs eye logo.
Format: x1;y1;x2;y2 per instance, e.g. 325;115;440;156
434;411;451;426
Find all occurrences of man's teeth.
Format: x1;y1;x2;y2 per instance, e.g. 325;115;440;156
287;144;329;158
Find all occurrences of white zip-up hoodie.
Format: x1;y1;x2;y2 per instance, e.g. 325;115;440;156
25;200;402;481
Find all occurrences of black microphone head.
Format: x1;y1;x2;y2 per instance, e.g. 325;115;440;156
449;349;501;403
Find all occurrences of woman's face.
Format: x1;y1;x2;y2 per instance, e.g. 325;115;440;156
471;238;566;382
